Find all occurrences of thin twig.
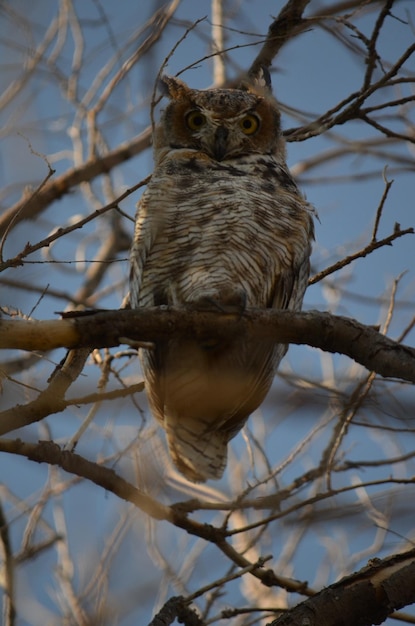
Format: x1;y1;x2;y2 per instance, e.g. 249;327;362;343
0;130;151;239
371;170;394;242
309;226;414;285
151;17;207;130
0;167;55;263
0;177;149;272
186;555;273;602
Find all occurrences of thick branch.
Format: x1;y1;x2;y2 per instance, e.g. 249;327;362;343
0;439;173;522
248;0;311;77
268;548;415;626
1;308;414;383
0;438;308;594
149;597;205;626
0;348;91;436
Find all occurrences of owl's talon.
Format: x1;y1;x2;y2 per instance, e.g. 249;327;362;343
120;337;155;350
189;289;247;317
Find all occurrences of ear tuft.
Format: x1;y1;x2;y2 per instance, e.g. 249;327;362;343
240;65;273;95
158;75;190;100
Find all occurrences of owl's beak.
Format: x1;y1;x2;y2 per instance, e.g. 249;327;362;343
213;126;229;161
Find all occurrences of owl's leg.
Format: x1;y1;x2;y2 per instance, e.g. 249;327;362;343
185;287;247;351
188;286;247;316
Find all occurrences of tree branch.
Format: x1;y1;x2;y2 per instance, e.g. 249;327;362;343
309;225;414;285
148;596;205;626
0;129;151;239
0;439;173;522
0;348;91;436
248;0;311;77
1;308;414;383
0;178;147;272
267;547;415;626
0;438;310;596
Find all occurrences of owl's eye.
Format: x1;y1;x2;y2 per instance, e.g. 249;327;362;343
185;110;207;131
240;114;260;135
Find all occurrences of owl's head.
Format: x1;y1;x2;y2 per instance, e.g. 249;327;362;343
153;74;285;163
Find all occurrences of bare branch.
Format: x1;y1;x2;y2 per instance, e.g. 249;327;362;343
371;171;394;242
148;596;205;626
211;0;226;85
286;41;415;142
0;129;151;239
248;0;311;77
267;548;415;626
0;348;90;435
309;225;414;285
0;308;414;384
0;166;55;263
0;439;173;523
0;177;148;272
0;499;16;626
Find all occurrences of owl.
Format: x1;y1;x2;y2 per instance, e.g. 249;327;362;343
129;72;315;482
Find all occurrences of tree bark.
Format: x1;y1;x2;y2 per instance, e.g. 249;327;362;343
268;548;415;626
1;308;414;383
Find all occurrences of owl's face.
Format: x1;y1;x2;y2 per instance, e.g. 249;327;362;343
154;76;284;163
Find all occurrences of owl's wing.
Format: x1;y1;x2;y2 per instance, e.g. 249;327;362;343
266;185;315;314
130;187;171;422
269;268;295;311
269;238;312;313
129;189;157;308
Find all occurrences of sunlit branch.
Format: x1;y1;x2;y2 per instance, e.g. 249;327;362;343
0;308;414;383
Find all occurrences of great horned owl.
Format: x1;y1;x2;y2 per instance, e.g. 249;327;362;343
129;73;315;482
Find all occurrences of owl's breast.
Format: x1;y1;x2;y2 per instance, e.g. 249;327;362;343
136;153;313;307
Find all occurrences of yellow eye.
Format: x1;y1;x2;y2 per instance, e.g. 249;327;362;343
240;114;260;135
186;110;207;131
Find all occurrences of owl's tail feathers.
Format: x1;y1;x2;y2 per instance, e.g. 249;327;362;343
165;419;228;482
